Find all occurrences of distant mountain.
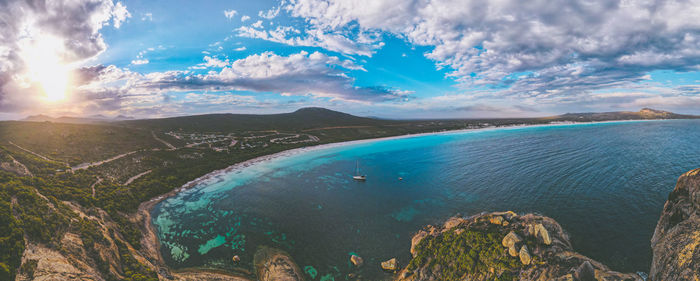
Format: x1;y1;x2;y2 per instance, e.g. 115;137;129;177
24;107;698;128
23;114;135;124
121;107;389;132
550;108;698;122
22;114;55;122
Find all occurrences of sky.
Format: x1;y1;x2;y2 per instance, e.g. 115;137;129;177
1;0;700;120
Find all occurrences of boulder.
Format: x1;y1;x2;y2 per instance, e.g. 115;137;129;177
350;255;364;267
381;258;399;272
443;217;464;230
508;245;519;257
502;231;522;248
519;245;531;265
527;223;536;236
535;224;552;245
489;216;504;225
492;210;518;220
573;261;595;281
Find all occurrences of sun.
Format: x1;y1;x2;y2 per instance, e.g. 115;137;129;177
19;35;71;102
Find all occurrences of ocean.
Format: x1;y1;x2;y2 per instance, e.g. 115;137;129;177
151;119;700;280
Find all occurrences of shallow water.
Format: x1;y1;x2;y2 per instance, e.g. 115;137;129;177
152;120;700;279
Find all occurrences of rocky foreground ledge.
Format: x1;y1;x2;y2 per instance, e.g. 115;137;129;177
394;212;641;281
650;168;700;281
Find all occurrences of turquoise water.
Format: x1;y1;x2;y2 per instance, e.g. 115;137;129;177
152;120;700;279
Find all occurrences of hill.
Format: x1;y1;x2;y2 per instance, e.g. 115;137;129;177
551;108;697;122
23;114;134;124
119;107;390;132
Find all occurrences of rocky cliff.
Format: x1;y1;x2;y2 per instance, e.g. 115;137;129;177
650;168;700;281
395;211;642;281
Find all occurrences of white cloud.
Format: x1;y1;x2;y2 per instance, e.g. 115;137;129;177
258;6;280;19
276;0;700;99
112;2;131;28
189;56;229;69
0;0;131;112
235;46;247;51
251;20;264;28
224;9;238;19
74;51;408;116
237;25;379;56
131;59;149;65
141;12;153;21
241;15;251;22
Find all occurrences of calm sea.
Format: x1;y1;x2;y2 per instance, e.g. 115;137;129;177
151;119;700;280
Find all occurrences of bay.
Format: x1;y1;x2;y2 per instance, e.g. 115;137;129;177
152;119;700;280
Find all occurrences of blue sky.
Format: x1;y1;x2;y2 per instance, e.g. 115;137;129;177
1;0;700;119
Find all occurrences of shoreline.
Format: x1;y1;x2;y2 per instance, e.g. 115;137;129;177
134;117;670;278
157;118;666;195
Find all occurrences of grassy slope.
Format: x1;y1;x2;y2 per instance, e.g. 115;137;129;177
0;121;163;166
120;107;389;132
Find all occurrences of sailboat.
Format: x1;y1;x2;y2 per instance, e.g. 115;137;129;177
353;160;366;181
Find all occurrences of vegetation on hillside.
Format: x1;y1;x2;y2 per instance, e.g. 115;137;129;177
407;225;521;280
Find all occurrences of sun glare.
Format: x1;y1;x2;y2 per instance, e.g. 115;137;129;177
20;35;70;102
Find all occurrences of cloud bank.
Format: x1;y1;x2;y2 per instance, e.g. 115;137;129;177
255;0;700;98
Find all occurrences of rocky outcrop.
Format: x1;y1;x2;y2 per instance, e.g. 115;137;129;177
16;243;100;281
350;254;364;267
253;246;304;281
650;168;700;281
396;212;642;281
382;258;399;272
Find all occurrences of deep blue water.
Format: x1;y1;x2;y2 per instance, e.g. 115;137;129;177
152;120;700;280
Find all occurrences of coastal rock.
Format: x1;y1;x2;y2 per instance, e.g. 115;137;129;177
519;245;531;265
410;230;428;256
535;223;552;245
443;216;465;230
350;254;364;267
489;215;504;225
253;246;304;281
394;211;643;281
508;245;519;257
502;231;522;248
650;168;700;281
574;261;595;280
381;258;399;272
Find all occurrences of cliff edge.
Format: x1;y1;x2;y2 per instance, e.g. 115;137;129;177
650;168;700;281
